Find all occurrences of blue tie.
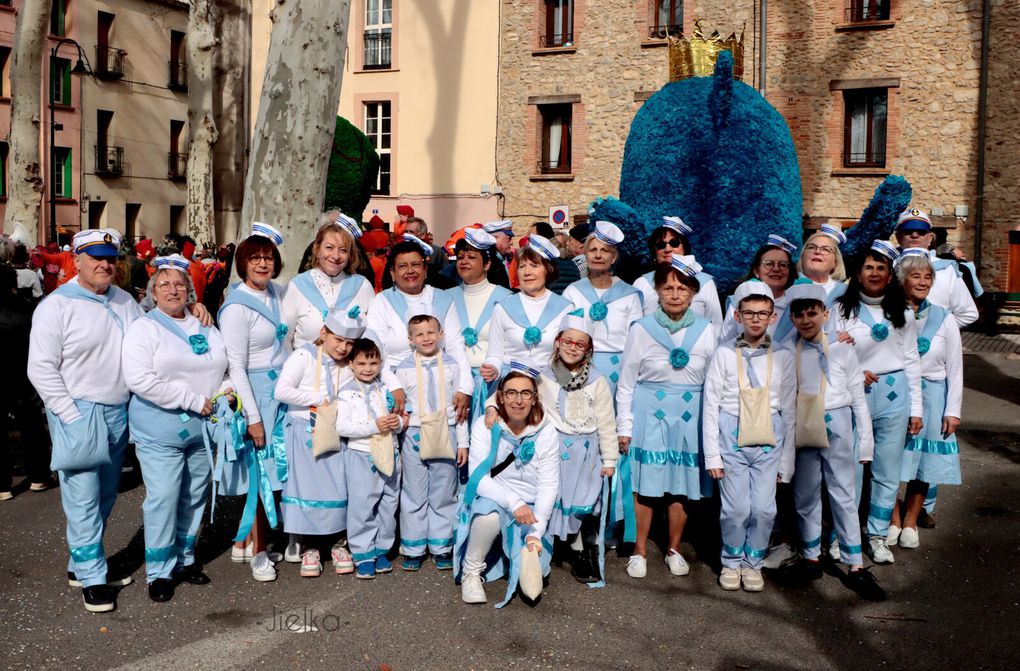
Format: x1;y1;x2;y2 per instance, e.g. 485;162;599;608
421;359;438;410
803;340;830;383
741;348;767;388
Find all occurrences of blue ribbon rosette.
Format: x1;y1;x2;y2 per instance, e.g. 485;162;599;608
463;327;479;348
871;323;889;342
275;323;289;341
523;326;542;347
514;440;536;468
189;334;209;355
589;301;609;322
917;336;931;355
669;347;689;370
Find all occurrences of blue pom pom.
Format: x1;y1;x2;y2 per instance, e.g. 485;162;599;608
523;326;542;347
589;301;609;322
871;323;889;342
462;327;479;348
669;348;689;370
917;337;931;355
347;305;361;319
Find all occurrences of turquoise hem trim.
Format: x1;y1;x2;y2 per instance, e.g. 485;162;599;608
428;537;453;547
554;500;596;516
375;548;390;558
630;446;700;468
280;495;348;509
401;538;428;547
352;551;376;562
722;543;744;557
145;546;176;563
69;542;104;562
838;542;862;555
175;534;197;550
744;545;768;560
905;438;959;456
869;503;894;521
803;536;822;549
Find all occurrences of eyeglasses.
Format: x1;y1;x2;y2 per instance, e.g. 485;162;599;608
804;244;835;256
248;255;274;265
155;281;188;291
501;389;536;401
740;310;774;321
654;238;683;251
557;337;590;351
760;260;790;270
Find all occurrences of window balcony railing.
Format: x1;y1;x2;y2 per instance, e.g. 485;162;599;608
843;149;886;169
649;24;682;39
168;59;187;91
539;32;574;48
363;29;392;69
95;145;124;176
537;160;571;175
845;0;890;23
95;46;125;79
168;151;187;181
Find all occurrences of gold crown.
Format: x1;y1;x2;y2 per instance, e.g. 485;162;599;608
668;20;745;82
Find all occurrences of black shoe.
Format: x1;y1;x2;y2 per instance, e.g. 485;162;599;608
68;571;133;588
572;545;601;584
148;578;176;602
844;568;887;602
917;510;936;529
777;558;822;586
173;565;211;585
82;585;116;613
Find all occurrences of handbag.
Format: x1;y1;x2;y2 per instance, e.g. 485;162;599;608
48;401;113;471
311;346;343;458
415;354;454;461
795;339;830;449
735;347;777;448
519;543;544;600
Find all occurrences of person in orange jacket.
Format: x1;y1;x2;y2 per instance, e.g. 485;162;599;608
180;239;206;303
34;243;77;290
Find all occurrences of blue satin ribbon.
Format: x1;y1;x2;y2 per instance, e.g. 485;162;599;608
614;452;637;543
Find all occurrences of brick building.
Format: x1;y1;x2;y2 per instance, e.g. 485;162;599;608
495;0;1020;291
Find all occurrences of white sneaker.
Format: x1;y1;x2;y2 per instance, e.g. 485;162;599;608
762;543;797;570
300;549;322;578
626;555;647;578
740;566;765;592
887;525;901;547
0;491;14;501
719;567;740;590
461;573;486;604
284;536;303;563
665;549;690;576
898;527;919;549
230;542;253;563
867;537;895;564
828;539;840;562
331;542;355;574
251;551;278;581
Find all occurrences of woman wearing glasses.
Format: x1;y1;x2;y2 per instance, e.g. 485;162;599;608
797;223;849;308
218;223;290;582
633;216;723;325
719;234;800;344
561;221;642;394
617;255;717;580
122;255;230;602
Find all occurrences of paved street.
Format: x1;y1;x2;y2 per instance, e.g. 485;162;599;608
1;351;1018;671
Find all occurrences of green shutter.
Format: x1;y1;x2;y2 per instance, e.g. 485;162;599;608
62;149;72;197
54;0;65;36
62;61;71;104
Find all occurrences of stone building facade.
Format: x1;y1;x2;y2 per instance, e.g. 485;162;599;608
495;0;1020;291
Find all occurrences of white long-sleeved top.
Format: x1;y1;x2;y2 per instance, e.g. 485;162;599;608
929;255;979;327
121;311;229;413
16;268;43;299
561;278;643;353
615;316;717;437
538;372;618;467
28;279;144;423
446;279;512;368
274;346;346;420
367;285;473;395
335;377;406;453
484;290;574;372
915;307;964;418
834;302;923;418
702;340;797;480
469;417;560;538
281;270;376;350
393;352;470;447
633;271;724;324
782;335;875;462
218;281;290;425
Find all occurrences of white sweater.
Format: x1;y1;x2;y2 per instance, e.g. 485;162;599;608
915;308;964;419
121;311;230;413
538;373;618;467
28;280;144;422
930;260;978;327
484;290;574;372
470;418;560;538
335;377;406;453
633;272;724;324
281;270;376;350
447;279;511;368
392;352;469;447
561;278;643;354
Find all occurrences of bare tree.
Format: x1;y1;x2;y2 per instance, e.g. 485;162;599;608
3;0;51;241
185;0;220;245
240;0;353;277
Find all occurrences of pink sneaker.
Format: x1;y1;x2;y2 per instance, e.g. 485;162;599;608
300;549;322;578
331;542;355;575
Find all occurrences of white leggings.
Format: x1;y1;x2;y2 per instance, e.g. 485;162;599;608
462;512;501;576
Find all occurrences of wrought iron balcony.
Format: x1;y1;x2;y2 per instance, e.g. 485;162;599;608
168;151;188;181
95;46;125;79
363;29;392;69
95;145;124;176
843;149;886;168
168;59;187;91
539;32;574;48
845;0;890;23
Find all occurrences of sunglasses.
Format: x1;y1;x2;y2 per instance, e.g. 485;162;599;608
654;238;683;251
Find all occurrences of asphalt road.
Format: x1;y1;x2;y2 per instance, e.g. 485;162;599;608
1;351;1018;671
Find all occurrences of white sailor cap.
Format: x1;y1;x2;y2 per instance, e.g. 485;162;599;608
785;278;828;305
527;234;560;261
896;208;932;231
324;307;366;340
817;223;847;246
669;254;699;278
559;308;593;337
483;220;515;237
731;279;775;306
251;222;285;246
766;234;798;256
153;254;191;273
464;227;496;251
870;239;900;262
508;361;541;379
334;212;362;240
661;216;693;237
402;233;433;257
894;247;932;266
592;220;625;246
72;229;121;257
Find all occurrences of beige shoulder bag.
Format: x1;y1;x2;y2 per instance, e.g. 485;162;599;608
735;346;778;447
415;354;454;461
364;381;396;477
795;338;830;449
311;346;342;458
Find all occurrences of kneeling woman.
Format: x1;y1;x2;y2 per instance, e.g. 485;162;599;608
122;255;230;602
455;366;560;607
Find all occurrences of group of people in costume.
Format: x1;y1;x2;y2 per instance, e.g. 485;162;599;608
26;205;971;612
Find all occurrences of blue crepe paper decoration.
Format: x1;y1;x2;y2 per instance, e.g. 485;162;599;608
841;174;913;261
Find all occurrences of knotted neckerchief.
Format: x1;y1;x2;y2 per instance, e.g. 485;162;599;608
654;306;695;334
735;335;772;388
801;336;830;382
550;356;591;391
500;425;538;469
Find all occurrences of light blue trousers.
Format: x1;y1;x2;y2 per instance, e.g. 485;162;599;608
399;430;458;557
346;449;401;565
856;371;910;538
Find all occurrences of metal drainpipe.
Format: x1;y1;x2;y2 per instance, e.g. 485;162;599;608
759;0;767;96
973;0;991;274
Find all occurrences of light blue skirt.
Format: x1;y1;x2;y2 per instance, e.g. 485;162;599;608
548;430;603;539
628;381;705;500
280;416;348;535
218;368;286;496
900;378;961;485
592;351;623;396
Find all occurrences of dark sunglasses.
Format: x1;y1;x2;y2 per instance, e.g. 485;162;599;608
654;238;683;251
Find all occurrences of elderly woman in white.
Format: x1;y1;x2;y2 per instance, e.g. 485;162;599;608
122;255;230;602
